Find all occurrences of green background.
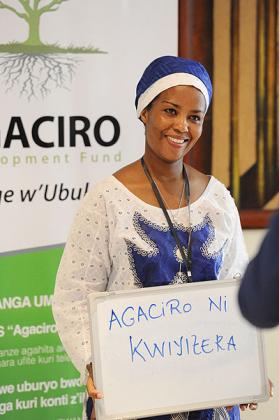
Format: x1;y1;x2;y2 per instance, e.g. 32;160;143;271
0;248;84;419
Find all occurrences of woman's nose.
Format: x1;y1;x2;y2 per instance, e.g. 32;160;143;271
174;116;189;133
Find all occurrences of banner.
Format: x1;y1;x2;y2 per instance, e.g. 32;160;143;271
0;1;177;418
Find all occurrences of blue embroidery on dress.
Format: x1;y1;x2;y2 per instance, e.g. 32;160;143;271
126;212;226;287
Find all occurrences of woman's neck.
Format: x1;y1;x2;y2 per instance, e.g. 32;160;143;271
142;151;184;184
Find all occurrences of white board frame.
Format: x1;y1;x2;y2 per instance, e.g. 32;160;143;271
88;279;269;420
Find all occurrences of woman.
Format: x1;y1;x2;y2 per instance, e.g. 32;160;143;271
52;56;252;420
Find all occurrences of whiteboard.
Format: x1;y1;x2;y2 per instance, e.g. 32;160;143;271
88;279;269;420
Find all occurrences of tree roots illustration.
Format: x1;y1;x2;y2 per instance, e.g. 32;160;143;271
0;53;79;100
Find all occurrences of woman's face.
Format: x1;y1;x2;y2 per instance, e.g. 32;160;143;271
140;85;206;163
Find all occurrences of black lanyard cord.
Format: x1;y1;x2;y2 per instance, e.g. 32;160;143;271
140;157;192;283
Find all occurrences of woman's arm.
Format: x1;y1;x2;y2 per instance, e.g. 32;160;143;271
217;192;249;281
52;188;111;381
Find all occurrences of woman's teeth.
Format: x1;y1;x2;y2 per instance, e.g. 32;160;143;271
168;136;188;144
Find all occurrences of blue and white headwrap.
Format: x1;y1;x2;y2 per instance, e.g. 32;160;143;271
135;55;212;118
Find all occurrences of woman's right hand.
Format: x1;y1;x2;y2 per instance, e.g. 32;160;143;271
86;364;103;420
86;363;103;400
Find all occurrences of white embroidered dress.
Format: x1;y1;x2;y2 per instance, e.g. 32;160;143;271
52;175;248;418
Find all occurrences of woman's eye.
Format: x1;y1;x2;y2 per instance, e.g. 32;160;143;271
189;115;201;122
164;108;177;115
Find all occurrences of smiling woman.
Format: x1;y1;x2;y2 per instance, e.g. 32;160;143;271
140;85;205;165
52;56;249;420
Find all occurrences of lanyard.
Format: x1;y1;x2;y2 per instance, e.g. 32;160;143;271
141;157;192;283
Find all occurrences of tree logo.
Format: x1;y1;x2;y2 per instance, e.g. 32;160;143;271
0;0;105;100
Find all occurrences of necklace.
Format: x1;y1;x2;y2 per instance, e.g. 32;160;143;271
152;178;185;223
141;157;192;283
152;177;190;280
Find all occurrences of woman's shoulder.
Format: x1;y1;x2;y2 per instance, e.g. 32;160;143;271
83;161;144;206
187;165;209;188
206;176;238;215
86;175;116;196
186;165;211;203
187;165;236;208
113;160;145;187
78;175;121;213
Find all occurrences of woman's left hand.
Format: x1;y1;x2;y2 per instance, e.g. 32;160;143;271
226;402;258;412
239;403;258;411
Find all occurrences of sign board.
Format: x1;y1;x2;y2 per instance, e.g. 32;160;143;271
88;279;269;420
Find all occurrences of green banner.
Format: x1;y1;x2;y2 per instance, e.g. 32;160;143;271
0;248;83;419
